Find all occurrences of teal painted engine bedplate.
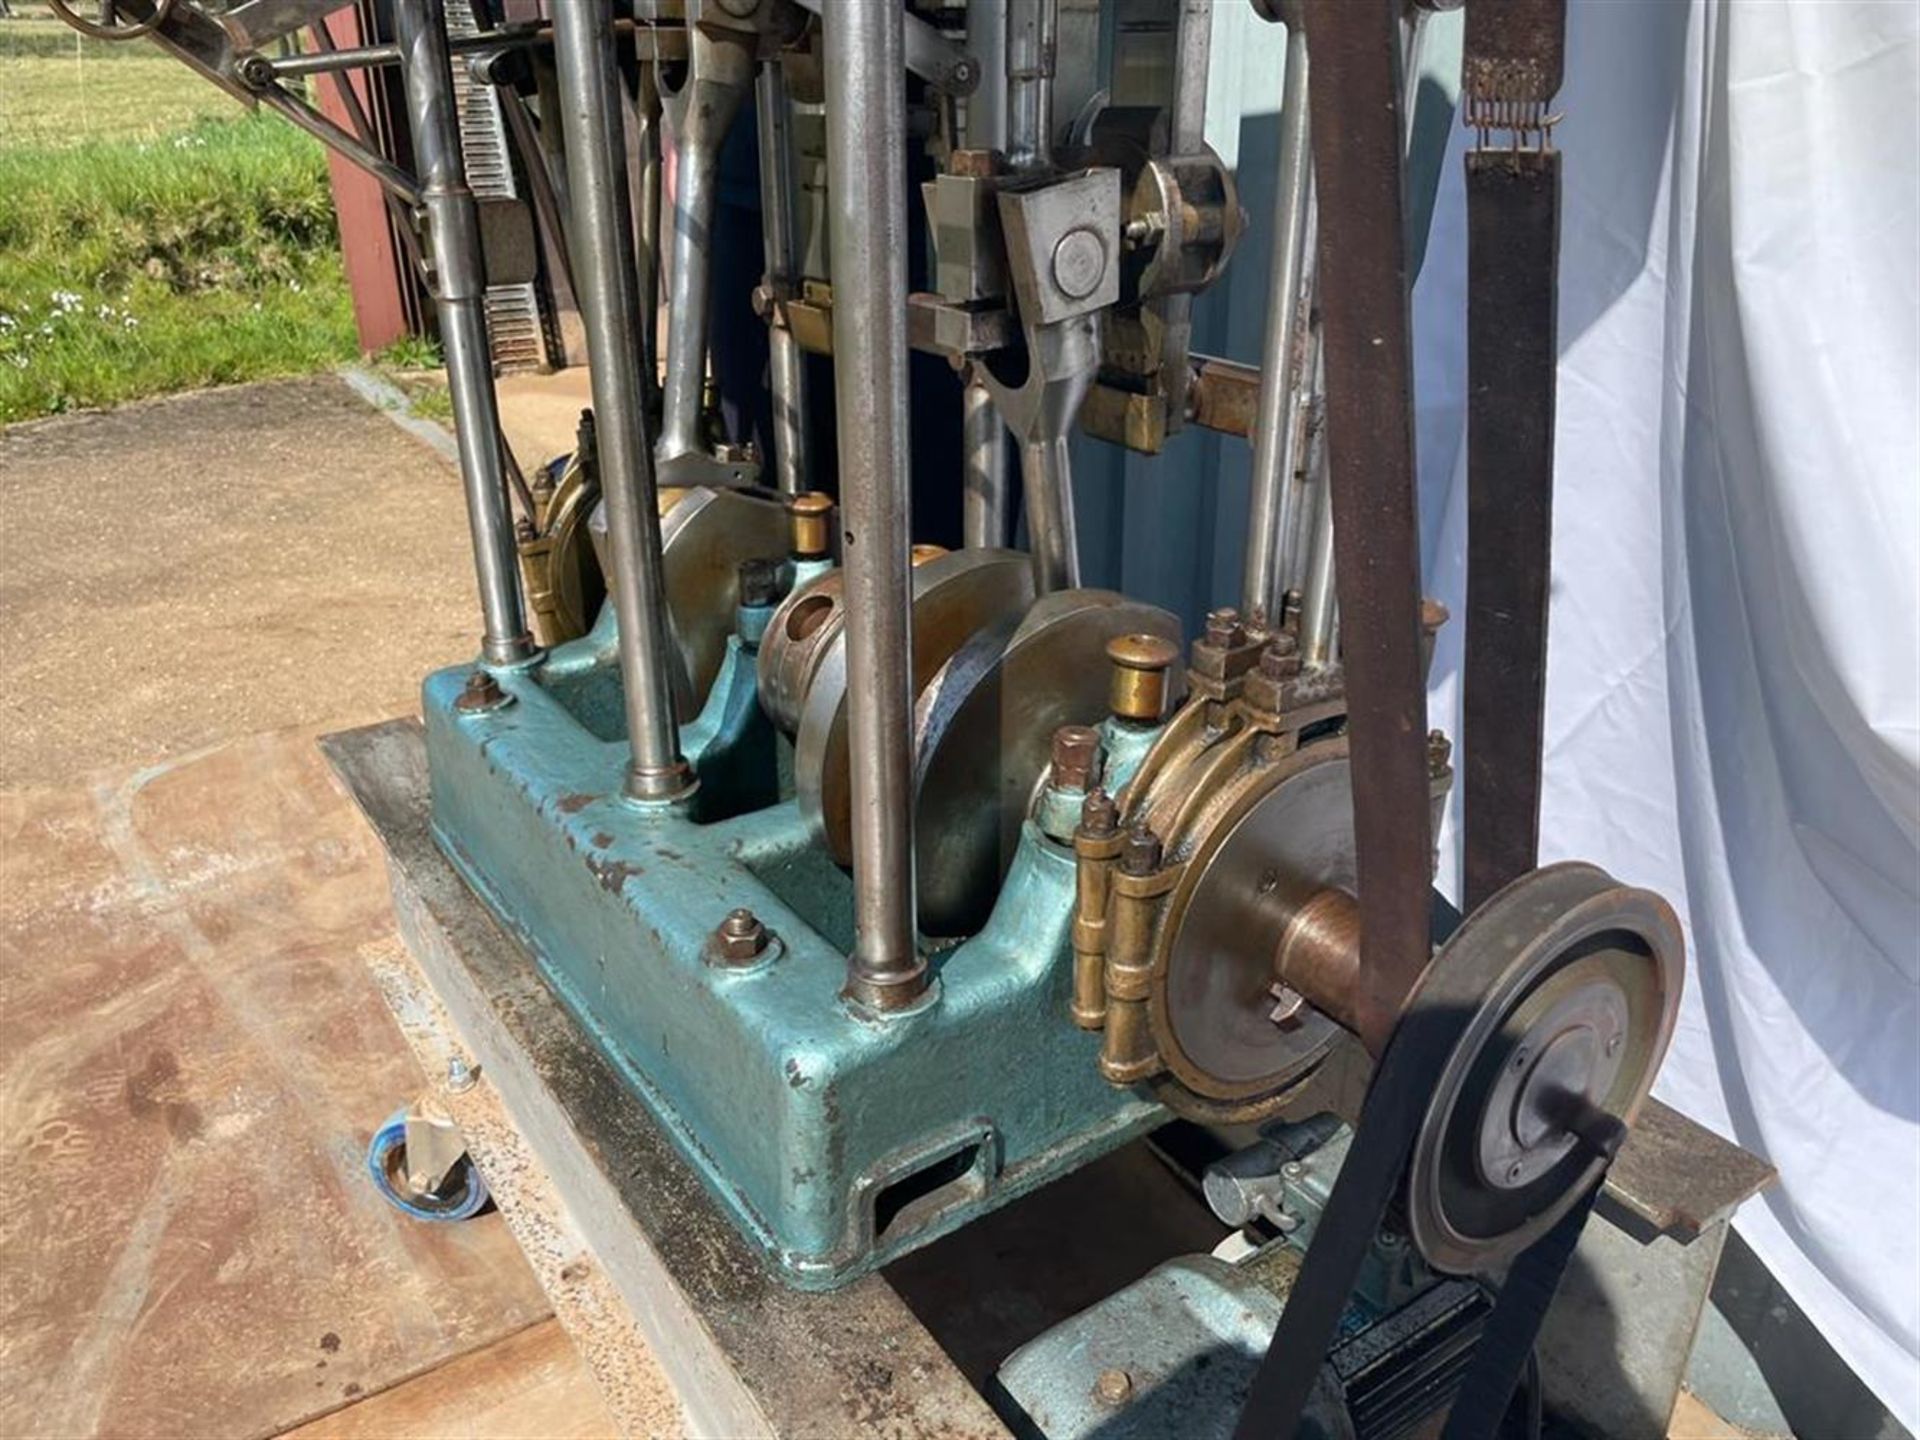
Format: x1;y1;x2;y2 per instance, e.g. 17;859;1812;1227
423;620;1165;1288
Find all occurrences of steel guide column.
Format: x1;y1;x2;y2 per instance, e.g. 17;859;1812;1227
549;0;693;802
824;0;926;1011
756;59;810;495
393;0;532;666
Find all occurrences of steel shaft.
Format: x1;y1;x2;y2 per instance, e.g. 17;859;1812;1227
1241;19;1314;624
824;0;926;1011
549;0;692;801
757;60;810;495
392;0;531;666
658;28;753;464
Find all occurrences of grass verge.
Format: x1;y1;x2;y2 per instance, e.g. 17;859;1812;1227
0;113;359;423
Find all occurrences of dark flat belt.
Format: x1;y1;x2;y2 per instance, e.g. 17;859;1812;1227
1462;0;1567;913
1301;0;1434;1053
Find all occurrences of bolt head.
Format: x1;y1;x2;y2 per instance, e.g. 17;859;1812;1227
1259;637;1302;681
446;1055;477;1093
1050;725;1102;791
1093;1368;1133;1406
1051;227;1108;300
715;908;770;963
1120;826;1163;877
950;147;1000;179
455;669;507;713
1203;607;1246;650
738;557;781;609
1080;787;1118;838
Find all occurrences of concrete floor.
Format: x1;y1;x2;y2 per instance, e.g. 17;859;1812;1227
0;376;626;1438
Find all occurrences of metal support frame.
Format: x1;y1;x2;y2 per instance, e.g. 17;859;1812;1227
757;60;811;496
961;0;1012;549
1241;16;1313;624
393;0;532;666
823;0;926;1012
549;0;692;801
657;24;754;466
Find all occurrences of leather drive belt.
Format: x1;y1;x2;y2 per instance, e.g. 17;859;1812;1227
1461;0;1567;913
1231;3;1585;1435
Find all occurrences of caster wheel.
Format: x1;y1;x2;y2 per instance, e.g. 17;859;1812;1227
365;1107;490;1221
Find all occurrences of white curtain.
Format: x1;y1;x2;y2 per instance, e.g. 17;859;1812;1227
1414;1;1920;1426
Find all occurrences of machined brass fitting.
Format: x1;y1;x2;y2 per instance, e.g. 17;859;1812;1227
1071;788;1122;1030
1100;825;1176;1084
787;490;833;559
1106;633;1181;722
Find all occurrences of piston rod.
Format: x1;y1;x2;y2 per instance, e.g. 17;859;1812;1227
757;59;810;495
657;27;753;465
1241;17;1313;623
392;0;531;666
550;0;692;801
824;0;926;1010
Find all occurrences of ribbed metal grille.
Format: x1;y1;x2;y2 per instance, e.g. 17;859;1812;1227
444;0;546;373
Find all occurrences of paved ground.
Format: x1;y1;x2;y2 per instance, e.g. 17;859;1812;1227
0;377;481;788
0;376;626;1438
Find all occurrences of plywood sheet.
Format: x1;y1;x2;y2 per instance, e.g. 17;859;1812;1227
0;727;551;1439
282;1320;615;1440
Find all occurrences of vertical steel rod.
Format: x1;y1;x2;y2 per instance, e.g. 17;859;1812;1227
962;373;1009;547
392;0;531;666
1005;0;1055;173
1157;0;1213;429
824;0;926;1011
961;0;1010;548
550;0;692;801
658;31;753;463
1022;435;1082;591
757;60;810;495
1241;18;1313;624
632;59;664;406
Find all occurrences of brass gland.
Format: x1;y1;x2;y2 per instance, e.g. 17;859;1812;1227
1106;632;1181;722
787;491;833;559
910;542;950;567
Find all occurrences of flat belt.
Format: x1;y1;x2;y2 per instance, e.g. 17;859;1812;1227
1300;0;1433;1052
1461;0;1567;913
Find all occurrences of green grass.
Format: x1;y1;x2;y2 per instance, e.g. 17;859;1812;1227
0;12;237;146
0;11;359;424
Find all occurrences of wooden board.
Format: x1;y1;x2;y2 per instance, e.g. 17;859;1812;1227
0;727;553;1439
283;1320;614;1440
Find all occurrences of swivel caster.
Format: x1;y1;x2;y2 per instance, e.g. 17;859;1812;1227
365;1104;490;1222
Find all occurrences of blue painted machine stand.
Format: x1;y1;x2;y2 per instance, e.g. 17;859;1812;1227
423;622;1165;1288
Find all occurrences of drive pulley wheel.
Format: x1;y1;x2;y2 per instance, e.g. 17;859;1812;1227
1404;862;1683;1274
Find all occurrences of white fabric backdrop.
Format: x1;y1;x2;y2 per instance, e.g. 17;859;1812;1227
1411;1;1920;1427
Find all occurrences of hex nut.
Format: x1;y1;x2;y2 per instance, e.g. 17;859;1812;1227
1050;725;1103;791
454;669;510;714
1121;826;1163;877
714;908;770;964
1080;788;1118;838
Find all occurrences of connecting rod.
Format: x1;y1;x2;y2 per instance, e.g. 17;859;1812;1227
657;24;754;467
756;59;810;495
392;0;531;666
824;0;927;1012
549;0;693;802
